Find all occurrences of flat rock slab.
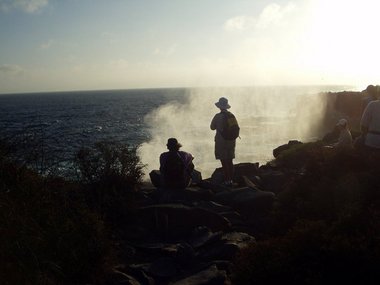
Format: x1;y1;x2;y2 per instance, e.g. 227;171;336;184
171;265;229;285
138;204;231;237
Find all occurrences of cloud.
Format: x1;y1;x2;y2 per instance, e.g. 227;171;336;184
0;0;48;13
153;44;178;57
224;2;297;32
40;39;54;49
224;16;255;32
39;39;79;51
0;64;24;75
255;3;296;29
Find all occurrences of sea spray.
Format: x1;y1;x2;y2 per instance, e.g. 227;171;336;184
138;86;334;179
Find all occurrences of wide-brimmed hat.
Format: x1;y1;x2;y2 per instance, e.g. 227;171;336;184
215;97;231;109
167;138;182;149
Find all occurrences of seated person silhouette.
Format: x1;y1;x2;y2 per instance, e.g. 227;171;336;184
159;138;194;189
332;119;353;150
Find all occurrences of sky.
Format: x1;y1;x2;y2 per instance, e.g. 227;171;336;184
0;0;379;94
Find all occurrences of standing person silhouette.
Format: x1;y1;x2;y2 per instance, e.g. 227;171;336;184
210;97;239;186
360;87;380;151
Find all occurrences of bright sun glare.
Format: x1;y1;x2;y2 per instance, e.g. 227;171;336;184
307;0;380;87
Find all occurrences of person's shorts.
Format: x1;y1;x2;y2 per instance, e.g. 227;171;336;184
215;137;235;160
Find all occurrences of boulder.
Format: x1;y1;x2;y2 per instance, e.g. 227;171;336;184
148;257;178;278
191;169;203;185
213;185;275;218
137;204;231;239
160;187;213;203
198;232;256;261
259;169;288;194
187;226;222;249
233;162;260;184
273;140;303;158
231;189;275;217
192;201;247;232
126;265;156;285
171;265;229;285
131;242;186;256
210;162;260;185
149;169;203;189
104;269;142;285
210;168;224;185
194;201;234;213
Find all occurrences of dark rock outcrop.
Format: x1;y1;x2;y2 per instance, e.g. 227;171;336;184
171;265;229;285
210;162;259;185
273;140;303;158
136;204;232;238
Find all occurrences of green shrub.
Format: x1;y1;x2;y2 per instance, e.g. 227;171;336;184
74;141;145;225
273;141;324;169
75;141;144;186
0;141;116;284
0;167;112;284
0;134;150;284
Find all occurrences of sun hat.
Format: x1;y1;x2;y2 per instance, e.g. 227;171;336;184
215;97;231;109
336;119;348;127
167;138;182;149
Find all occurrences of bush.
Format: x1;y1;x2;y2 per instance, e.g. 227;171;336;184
0;133;148;284
75;141;144;187
0;161;112;284
74;141;146;225
273;141;324;169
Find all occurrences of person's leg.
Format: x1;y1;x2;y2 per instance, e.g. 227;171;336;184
220;159;228;181
226;159;234;182
221;159;234;183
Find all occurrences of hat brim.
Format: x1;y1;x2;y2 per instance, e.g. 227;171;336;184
167;143;182;148
215;102;231;109
336;119;348;126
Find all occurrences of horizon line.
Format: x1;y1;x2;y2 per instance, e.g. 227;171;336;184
0;84;357;96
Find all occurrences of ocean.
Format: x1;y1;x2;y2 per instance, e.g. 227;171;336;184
0;86;351;178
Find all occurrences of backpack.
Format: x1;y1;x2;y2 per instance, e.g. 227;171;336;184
221;111;240;140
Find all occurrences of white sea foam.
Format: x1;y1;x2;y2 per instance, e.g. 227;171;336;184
138;86;349;179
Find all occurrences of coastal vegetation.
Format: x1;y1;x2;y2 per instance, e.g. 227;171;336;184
0;138;144;284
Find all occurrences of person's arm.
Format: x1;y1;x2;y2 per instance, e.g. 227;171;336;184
179;151;194;174
159;153;165;172
183;152;194;166
210;114;217;130
334;131;351;148
189;153;194;171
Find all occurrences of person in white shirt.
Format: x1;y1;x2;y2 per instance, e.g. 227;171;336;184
360;89;380;150
332;119;353;150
